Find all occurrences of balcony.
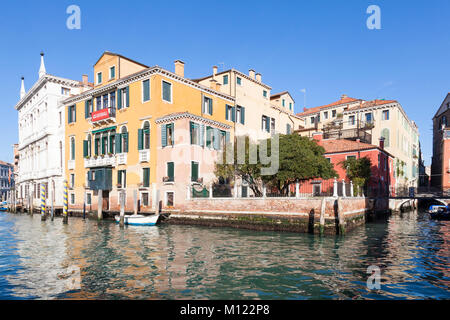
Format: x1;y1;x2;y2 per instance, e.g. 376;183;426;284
90;107;116;126
117;153;127;165
139;149;150;163
323;128;372;144
84;154;116;168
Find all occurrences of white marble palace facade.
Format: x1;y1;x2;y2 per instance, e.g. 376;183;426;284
15;53;91;209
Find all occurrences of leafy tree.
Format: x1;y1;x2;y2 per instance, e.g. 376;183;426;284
340;157;372;192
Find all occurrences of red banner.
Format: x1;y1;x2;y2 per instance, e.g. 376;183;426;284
91;108;110;122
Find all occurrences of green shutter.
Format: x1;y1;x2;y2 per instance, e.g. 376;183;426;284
138;129;143;150
191;162;198;182
101;137;105;154
94;139;99;155
208;98;213;115
68;106;72;123
123;133;129;152
143;80;150;101
213;129;220;150
266;117;270;132
225;105;229;120
109;135;114;153
200;124;205;147
85;101;89;118
115;134;122;153
74;105;76;122
117;89;122;109
241;107;245;124
118;170;122;185
167;162;174;181
143;168;150;187
71;139;75;160
190;122;194;144
225;131;230;143
126;86;130;107
170;123;174;145
206;126;212;148
231;107;236;122
83;140;88;157
161;125;167;147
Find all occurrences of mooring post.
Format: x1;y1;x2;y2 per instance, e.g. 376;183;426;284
119;190;125;228
133;189;138;215
30;193;34;215
342;180;346;198
50;182;54;221
63;180;68;224
155;190;161;214
337;197;346;235
40;184;46;221
82;189;86;220
97;189;103;220
320;198;326;235
296;182;300;199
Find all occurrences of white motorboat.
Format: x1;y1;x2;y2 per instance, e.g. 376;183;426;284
114;214;160;226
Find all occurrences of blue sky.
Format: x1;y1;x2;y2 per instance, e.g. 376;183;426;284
0;0;449;165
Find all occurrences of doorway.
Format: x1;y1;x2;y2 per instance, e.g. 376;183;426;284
102;190;109;211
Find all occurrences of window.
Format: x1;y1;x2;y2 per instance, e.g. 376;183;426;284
117;170;126;188
190;122;200;145
121;127;128;153
289;102;292;111
346;155;356;160
61;87;71;95
86;193;91;205
162;123;174;147
236;106;245;124
236;77;242;85
141;193;149;206
203;96;213;115
191;161;199;182
332;110;336;117
162;80;172;103
381;128;390;147
326;157;331;163
68;105;76;123
102;94;109;109
142;79;150;102
110;92;116;109
261;115;270;132
102;135;108;155
348;115;355;125
59;111;62;126
118;87;129;109
286;123;291;134
271;118;276;132
166;192;174;207
97;72;102;84
96;96;102;110
310;117;315;125
70;174;75;188
324;111;328;120
167;162;174;182
223;75;228;85
365;113;373;123
143;168;150;187
382;110;389;120
70;193;75;205
263;90;267;98
225;104;234;121
282;99;285;107
84;99;93;118
70;137;75;160
138;121;150;150
110;66;115;79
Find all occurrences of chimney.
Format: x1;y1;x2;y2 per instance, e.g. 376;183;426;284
39;52;46;78
341;94;348;100
379;137;385;149
312;132;323;143
20;77;26;99
82;74;88;85
209;79;217;89
215;82;222;91
255;73;262;82
249;69;255;79
212;66;218;80
174;60;185;77
303;107;308;112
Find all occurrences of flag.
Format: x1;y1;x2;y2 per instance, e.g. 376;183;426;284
300;88;306;93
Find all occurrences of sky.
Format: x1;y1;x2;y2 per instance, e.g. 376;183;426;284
0;0;449;165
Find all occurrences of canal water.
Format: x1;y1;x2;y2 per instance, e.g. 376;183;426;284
0;211;448;300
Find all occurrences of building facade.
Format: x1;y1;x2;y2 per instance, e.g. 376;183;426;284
15;53;91;209
431;93;450;192
63;52;235;213
0;161;14;201
296;95;419;194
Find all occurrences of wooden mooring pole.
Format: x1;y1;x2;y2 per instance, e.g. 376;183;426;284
97;189;103;220
63;180;68;224
337;197;346;235
119;190;125;228
320;198;326;235
133;189;138;215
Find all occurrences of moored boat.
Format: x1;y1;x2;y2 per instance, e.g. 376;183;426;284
427;205;447;214
114;214;160;226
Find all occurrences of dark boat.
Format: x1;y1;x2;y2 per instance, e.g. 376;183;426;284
429;206;450;221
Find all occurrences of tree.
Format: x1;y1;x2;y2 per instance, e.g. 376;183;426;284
215;134;337;196
340;157;372;192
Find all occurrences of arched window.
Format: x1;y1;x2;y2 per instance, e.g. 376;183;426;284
381;128;390;148
143;121;150;149
70;137;75;160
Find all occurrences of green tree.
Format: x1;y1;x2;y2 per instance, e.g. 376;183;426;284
340;157;372;192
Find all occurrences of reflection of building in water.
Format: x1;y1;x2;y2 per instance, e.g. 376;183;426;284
6;216;70;299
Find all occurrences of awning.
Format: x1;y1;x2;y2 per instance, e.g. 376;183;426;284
92;126;116;134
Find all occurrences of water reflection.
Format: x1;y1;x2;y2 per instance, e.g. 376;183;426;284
0;211;448;300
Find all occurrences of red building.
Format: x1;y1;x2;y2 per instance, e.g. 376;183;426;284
313;132;395;196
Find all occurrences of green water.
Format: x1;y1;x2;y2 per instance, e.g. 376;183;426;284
0;211;449;299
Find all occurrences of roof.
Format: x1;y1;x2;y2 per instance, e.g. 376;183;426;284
270;91;295;102
318;138;393;157
94;51;149;69
346;99;397;111
296;96;361;117
191;68;272;90
0;160;13;167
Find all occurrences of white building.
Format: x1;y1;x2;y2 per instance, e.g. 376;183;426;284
15;53;91;210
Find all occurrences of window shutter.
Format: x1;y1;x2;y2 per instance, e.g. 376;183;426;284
71;139;75;160
68;107;72;123
208;98;213;115
266;117;270;132
241;107;245;124
85;101;89;118
109;135;114;153
143;80;150;101
126;86;130;107
191;162;198;182
287;124;291;134
117;89;122;109
168;162;174;180
170;123;174;146
143;168;149;187
225;105;229;120
118;171;122;185
200;124;205;147
161;125;167;147
74;105;76;122
138;129;143;150
94;139;99;155
225;131;230;143
123;133;129;152
213;129;220;150
115;134;122;153
83;140;88;157
231;107;236;122
101;137;105;155
190;122;194;144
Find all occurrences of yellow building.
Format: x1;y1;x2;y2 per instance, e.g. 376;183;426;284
63;52;235;214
